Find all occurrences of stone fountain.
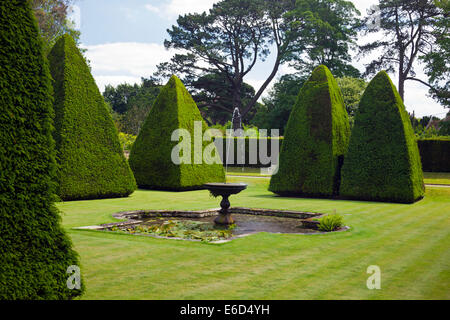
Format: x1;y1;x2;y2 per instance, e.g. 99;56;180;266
204;182;247;225
204;107;247;225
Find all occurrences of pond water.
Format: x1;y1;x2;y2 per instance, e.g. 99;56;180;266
140;214;319;236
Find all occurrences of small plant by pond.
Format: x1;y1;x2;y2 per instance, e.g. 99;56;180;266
109;219;235;242
317;214;344;232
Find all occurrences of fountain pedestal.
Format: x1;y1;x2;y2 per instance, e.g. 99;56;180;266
203;183;247;225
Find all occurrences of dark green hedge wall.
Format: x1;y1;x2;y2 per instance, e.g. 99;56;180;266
213;137;281;167
0;0;83;299
129;75;225;190
48;35;136;201
340;71;424;203
215;137;445;172
269;65;350;197
417;138;450;172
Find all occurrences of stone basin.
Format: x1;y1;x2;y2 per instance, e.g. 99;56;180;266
204;183;247;225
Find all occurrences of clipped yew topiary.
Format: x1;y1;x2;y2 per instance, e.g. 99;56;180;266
269;65;350;197
129;75;225;190
48;35;136;201
340;71;424;203
0;1;83;299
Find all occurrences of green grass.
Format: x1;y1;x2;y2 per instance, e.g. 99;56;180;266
59;177;450;300
225;167;272;177
423;172;450;185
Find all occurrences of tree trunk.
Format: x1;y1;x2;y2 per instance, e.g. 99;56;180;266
241;56;282;119
232;78;242;113
398;49;405;102
398;76;405;102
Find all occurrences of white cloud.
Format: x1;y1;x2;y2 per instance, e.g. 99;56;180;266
67;5;81;30
145;0;217;19
165;0;217;16
94;76;143;92
245;78;265;93
352;0;377;15
82;42;176;92
144;4;160;14
403;79;447;119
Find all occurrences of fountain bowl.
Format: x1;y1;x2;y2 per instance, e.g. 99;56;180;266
204;183;247;225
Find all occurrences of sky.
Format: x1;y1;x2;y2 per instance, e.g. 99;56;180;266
70;0;447;119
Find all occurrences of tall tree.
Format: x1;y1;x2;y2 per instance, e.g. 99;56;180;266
359;0;445;102
191;73;257;124
30;0;80;53
158;0;361;119
251;74;306;134
157;0;301;119
287;0;362;78
419;0;449;107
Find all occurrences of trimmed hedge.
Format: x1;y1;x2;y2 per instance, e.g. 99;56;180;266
0;1;83;299
48;35;136;201
214;136;447;173
269;65;351;197
129;75;225;190
340;71;424;203
417;138;450;172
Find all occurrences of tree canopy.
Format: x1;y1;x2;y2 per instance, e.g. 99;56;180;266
157;0;361;121
359;0;448;104
251;74;306;135
419;0;450;106
191;73;258;124
30;0;80;53
103;77;162;135
286;0;362;78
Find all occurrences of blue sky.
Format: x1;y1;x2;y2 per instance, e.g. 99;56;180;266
71;0;447;118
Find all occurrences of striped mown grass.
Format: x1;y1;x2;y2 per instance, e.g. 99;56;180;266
423;172;450;185
61;177;449;300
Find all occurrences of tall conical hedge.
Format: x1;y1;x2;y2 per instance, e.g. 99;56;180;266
48;35;136;201
269;65;350;196
0;1;83;299
340;71;424;203
129;75;225;190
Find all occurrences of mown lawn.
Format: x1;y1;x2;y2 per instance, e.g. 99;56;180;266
59;177;450;300
225;166;272;177
423;172;450;185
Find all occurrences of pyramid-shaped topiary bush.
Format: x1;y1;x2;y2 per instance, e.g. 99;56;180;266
48;35;136;201
340;71;424;203
0;1;83;299
129;75;225;190
269;65;350;197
